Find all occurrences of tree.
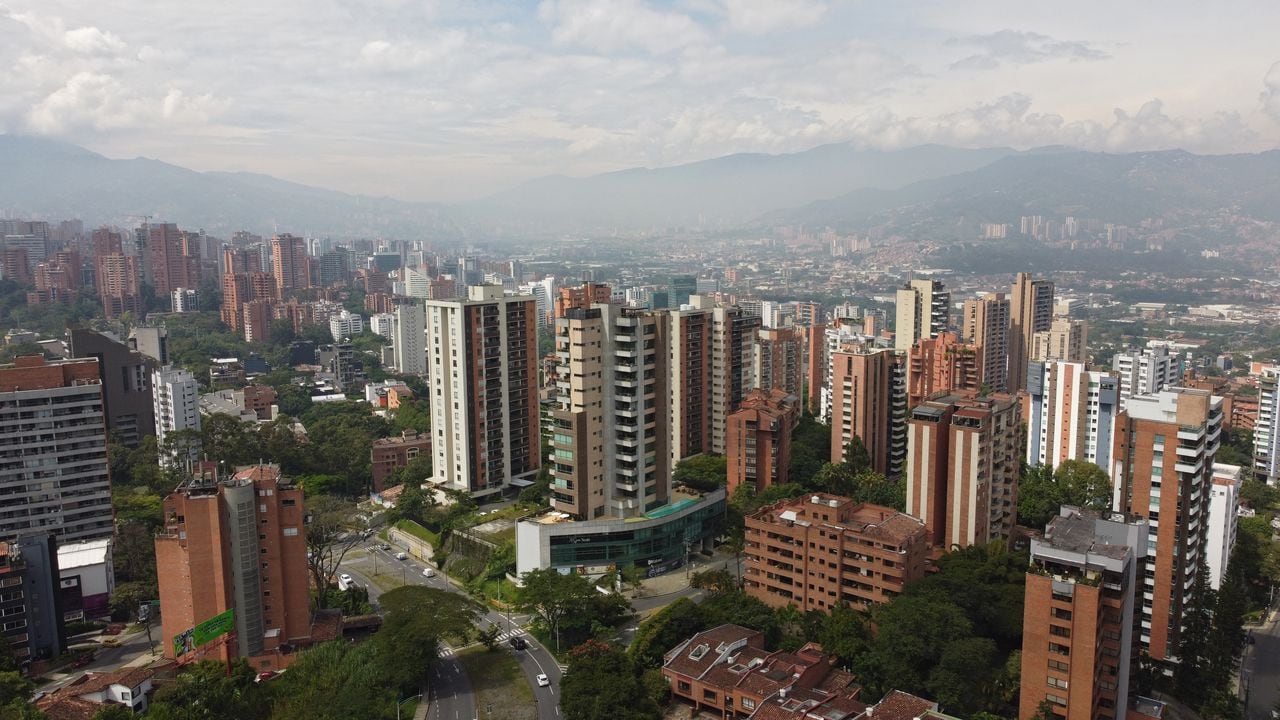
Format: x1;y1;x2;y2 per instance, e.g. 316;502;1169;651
672;454;727;492
561;641;658;720
373;586;480;694
199;413;261;467
843;436;871;474
304;496;364;610
517;569;601;651
1015;464;1059;529
628;597;707;669
477;624;501;651
268;641;393;720
92;705;135;720
1054;460;1110;510
146;660;270;720
1173;562;1216;708
0;673;33;707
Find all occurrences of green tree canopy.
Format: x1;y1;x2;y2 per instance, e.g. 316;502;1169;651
672;454;727;492
561;640;659;720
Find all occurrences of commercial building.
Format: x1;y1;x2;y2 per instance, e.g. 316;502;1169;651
905;331;980;408
1206;463;1242;590
370;430;432;492
57;538;114;621
0;357;113;542
743;494;929;612
829;348;907;476
905;394;1021;548
1019;507;1148;720
669;275;697;308
270;233;311;296
1025;361;1120;470
726;389;799;496
392;299;427;377
427;286;539;497
153;365;201;466
515;488;724;576
1110;387;1222;660
662;625;865;720
0;535;65;667
1032;317;1088;364
961;292;1010;393
1112;346;1182;408
66;328;158;448
894;279;950;351
155;464;311;671
1009;272;1055;393
751;327;804;398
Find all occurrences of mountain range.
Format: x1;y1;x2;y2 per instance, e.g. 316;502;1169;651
1;135;1278;239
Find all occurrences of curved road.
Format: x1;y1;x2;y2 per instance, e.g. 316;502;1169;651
341;542;563;720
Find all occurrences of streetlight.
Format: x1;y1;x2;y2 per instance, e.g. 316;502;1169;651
397;693;422;720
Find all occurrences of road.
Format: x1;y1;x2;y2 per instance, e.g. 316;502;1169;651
1243;607;1279;720
341;541;563;720
39;622;159;694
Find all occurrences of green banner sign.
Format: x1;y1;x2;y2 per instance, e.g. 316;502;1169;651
173;608;236;657
193;608;235;646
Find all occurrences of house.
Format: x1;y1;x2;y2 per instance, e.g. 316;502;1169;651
38;665;161;717
662;624;864;720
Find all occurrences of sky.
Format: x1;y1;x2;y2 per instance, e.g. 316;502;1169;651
2;1;1279;202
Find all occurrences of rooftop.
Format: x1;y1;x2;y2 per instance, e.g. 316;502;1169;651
863;690;937;720
57;539;111;569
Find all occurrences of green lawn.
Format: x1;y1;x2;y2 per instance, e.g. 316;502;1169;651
395;519;440;547
455;646;537;720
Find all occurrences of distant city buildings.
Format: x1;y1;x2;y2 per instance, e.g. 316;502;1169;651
1008;272;1055;393
153;365;201;465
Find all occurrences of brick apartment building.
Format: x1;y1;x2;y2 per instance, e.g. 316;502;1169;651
371;430;432;492
155;464;311;671
743;494;930;613
726;389;799;497
662;624;864;720
906;331;980;408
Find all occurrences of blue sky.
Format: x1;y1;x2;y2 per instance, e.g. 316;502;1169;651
2;0;1278;202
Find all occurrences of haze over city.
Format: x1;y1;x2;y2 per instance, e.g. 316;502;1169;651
2;1;1279;201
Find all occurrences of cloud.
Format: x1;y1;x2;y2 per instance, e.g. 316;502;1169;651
723;0;826;34
63;26;126;55
26;72;139;133
356;32;468;72
1263;61;1280;121
948;30;1110;70
537;0;707;54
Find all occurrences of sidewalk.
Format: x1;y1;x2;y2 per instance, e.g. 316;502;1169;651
626;548;740;599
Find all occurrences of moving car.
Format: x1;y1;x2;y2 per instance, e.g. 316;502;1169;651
422;568;436;578
536;674;550;687
510;636;527;650
396;552;408;560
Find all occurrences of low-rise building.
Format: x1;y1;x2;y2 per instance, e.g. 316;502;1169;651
57;539;114;621
39;666;160;716
371;430;432;492
662;624;864;720
743;494;930;613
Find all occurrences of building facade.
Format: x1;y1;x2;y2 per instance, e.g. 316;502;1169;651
726;389;798;497
894;279;950;351
0;357;114;542
392;299;427;377
370;430;432;493
153;365;202;465
961;291;1010;393
1025;361;1120;470
1112;346;1182;408
743;494;930;612
1009;272;1055;393
66;328;158;448
426;286;540;497
1032;317;1088;364
906;331;981;408
752;327;804;398
155;464;311;671
829;348;907;476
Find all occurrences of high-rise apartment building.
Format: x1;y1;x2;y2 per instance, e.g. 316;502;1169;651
726;389;798;497
894;279;950;351
1206;463;1241;590
1019;507;1148;720
1032;317;1088;364
1112;346;1182;408
669;275;697;309
427;286;540;497
0;535;65;665
242;300;274;343
1025;361;1120;470
1110;387;1222;659
829;348;907;476
392;299;427;377
693;297;761;455
1;246;32;285
555;281;611;318
0;357;113;542
92;228;144;319
906;331;980;408
155;464;311;670
549;303;670;519
751;327;804;399
669;308;713;462
1009;272;1055;393
223;245;263;275
67;328;157;448
148;223;200;297
270;233;311;296
961;292;1010;393
743;494;930;612
153;366;201;466
905;394;1020;547
318;248;350;287
1253;367;1280;483
328;310;364;341
172;287;200;313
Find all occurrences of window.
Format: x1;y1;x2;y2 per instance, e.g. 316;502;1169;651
1050;625;1071;638
1048;642;1070;656
1052;608;1072;621
677;681;691;693
283;527;298;537
1047;677;1068;690
1045;694;1067;707
741;698;755;710
282;499;296;507
1047;659;1069;673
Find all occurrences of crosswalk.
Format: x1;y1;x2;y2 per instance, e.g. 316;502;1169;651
494;628;526;642
437;627;526;658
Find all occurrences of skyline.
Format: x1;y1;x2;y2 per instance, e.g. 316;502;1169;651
2;1;1279;203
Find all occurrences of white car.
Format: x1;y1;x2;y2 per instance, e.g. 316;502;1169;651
536;674;550;687
423;568;436;578
338;573;352;584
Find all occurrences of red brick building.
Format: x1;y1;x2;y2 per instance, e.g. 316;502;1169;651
371;430;432;492
662;625;864;720
727;389;799;496
906;331;981;408
743;494;930;613
154;464;311;671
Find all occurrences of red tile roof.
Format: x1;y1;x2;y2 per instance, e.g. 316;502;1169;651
865;690;936;720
